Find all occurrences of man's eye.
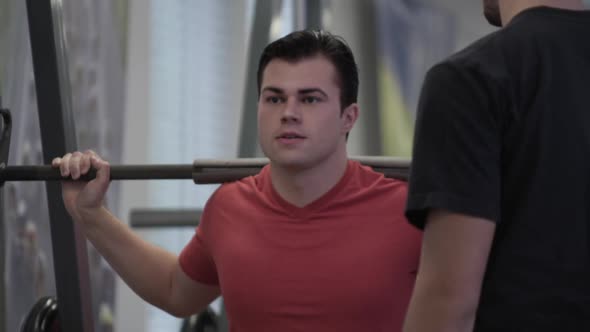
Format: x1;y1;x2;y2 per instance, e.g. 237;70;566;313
266;96;283;104
302;96;320;104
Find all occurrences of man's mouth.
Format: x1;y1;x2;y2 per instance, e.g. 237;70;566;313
276;132;306;143
277;131;306;139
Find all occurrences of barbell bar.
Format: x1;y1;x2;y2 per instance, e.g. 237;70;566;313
0;156;410;185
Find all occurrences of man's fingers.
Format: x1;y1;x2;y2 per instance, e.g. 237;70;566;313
80;153;92;175
84;149;98;159
70;151;83;179
79;150;104;177
55;151;107;181
91;156;110;183
51;157;62;167
60;153;72;177
91;156;111;197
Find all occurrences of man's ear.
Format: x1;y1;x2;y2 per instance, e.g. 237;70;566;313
341;103;359;135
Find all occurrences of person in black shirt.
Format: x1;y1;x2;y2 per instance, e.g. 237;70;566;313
403;1;590;332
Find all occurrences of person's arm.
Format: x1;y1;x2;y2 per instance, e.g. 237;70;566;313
53;151;220;317
81;207;220;317
403;210;495;332
404;63;506;331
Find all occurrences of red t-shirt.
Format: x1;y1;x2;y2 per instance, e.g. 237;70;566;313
179;160;422;331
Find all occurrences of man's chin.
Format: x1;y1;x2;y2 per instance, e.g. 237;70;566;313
273;159;307;170
269;155;310;170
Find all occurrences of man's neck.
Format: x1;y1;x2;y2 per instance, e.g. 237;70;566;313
269;149;349;208
501;0;585;25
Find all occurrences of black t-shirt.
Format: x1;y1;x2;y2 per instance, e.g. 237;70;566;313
406;6;590;331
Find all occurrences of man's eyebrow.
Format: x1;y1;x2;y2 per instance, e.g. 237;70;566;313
261;86;328;98
261;86;284;94
298;88;328;98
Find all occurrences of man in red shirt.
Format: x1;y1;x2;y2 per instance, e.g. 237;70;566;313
53;30;421;331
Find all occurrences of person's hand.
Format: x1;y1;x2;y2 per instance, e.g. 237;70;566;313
51;150;110;221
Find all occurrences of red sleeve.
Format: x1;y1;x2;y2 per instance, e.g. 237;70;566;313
178;203;219;285
404;217;423;273
398;181;423;272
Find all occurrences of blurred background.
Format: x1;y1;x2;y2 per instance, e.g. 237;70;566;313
1;0;586;331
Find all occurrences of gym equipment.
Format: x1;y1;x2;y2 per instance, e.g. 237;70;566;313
0;155;410;184
130;209;203;228
0;100;6;330
19;296;60;332
180;307;219;332
24;0;96;330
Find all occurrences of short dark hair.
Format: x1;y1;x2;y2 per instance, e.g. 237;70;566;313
257;29;359;109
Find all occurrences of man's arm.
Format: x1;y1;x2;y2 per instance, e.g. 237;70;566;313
81;207;220;317
54;151;220;317
403;209;495;332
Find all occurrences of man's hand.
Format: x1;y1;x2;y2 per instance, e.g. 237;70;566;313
52;150;111;221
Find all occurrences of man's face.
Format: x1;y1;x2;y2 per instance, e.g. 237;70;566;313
483;0;502;27
257;56;357;170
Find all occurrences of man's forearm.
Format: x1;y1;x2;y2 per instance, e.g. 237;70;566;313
403;289;477;332
403;211;494;332
78;207;179;313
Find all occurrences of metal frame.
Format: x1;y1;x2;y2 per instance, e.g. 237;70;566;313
238;0;274;157
0;96;7;331
25;0;94;331
301;0;323;30
0;179;4;330
130;208;202;228
356;1;382;155
1;156;411;184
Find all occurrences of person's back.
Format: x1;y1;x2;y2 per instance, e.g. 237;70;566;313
453;7;590;330
404;4;590;332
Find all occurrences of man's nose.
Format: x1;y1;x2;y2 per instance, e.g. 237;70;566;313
281;99;301;123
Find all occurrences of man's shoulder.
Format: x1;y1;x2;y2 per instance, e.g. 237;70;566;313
441;11;558;76
207;170;266;204
439;30;507;76
422;30;511;98
350;160;408;194
343;161;409;216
